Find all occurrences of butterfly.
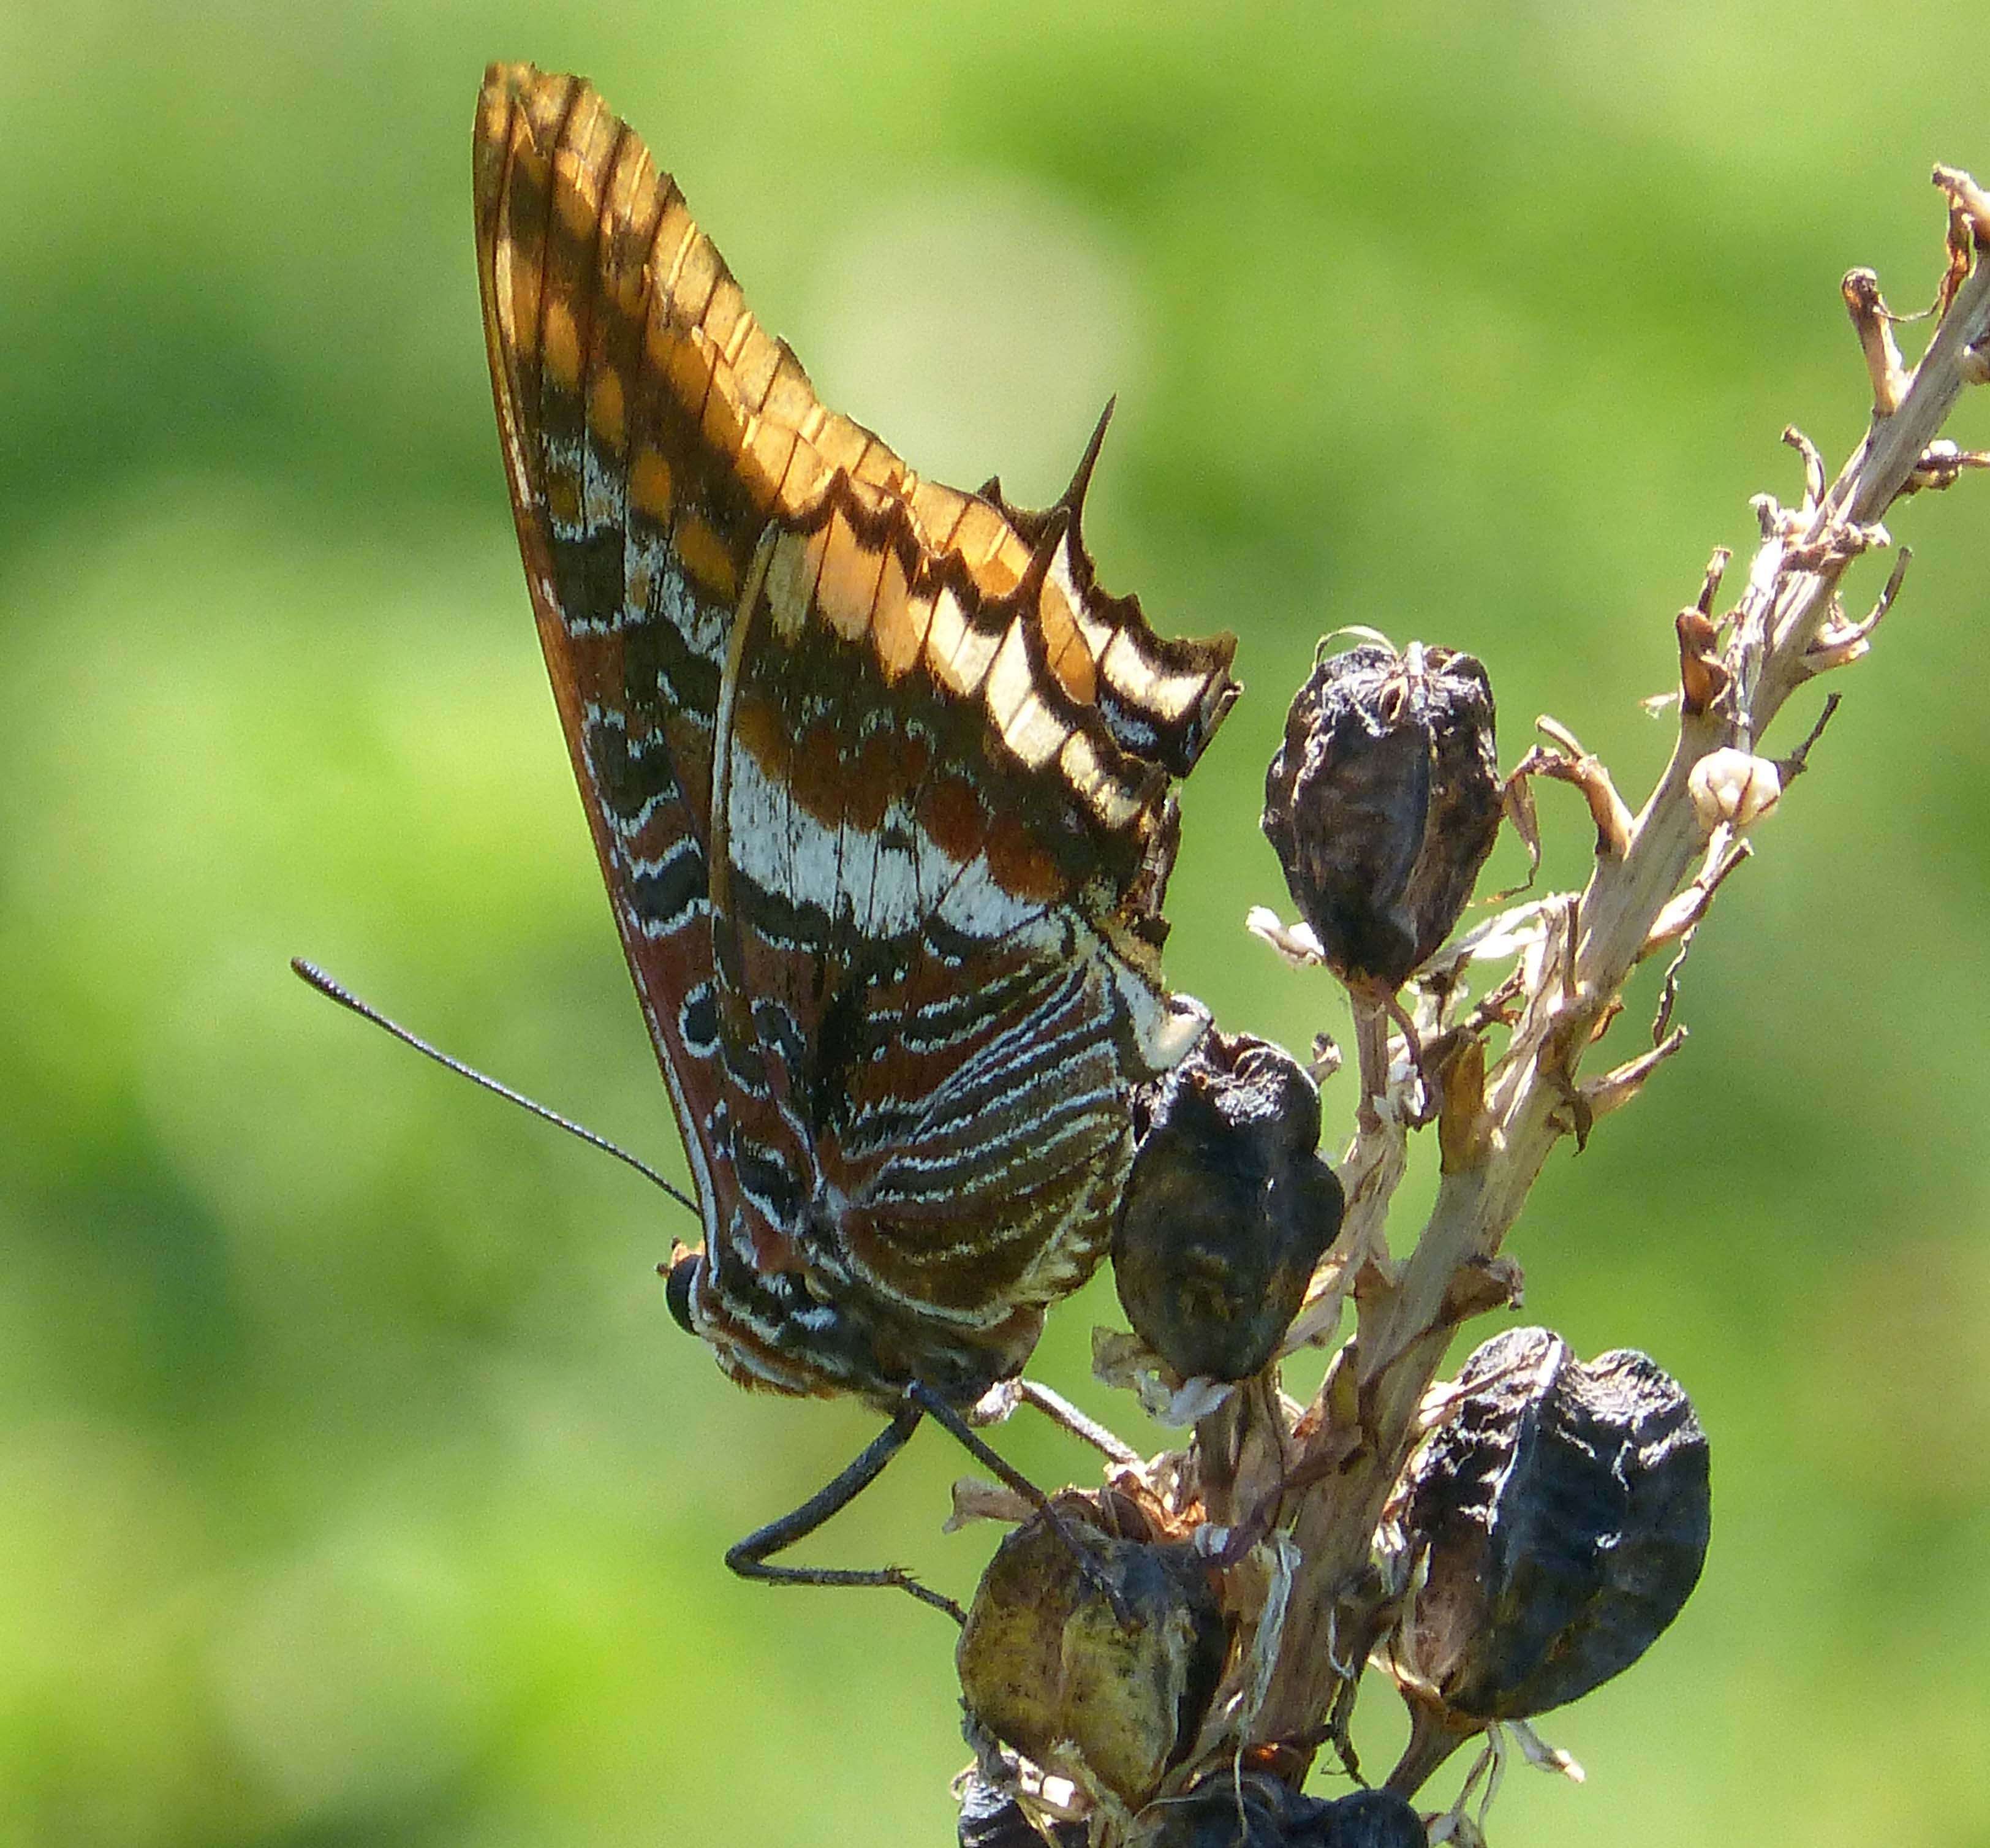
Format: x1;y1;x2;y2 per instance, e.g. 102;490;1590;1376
471;62;1238;1603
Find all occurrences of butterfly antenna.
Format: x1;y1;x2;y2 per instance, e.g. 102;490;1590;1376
290;957;701;1220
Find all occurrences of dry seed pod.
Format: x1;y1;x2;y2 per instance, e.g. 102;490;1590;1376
1141;1771;1296;1848
957;1494;1228;1809
1262;643;1500;988
1113;1029;1345;1381
1312;1789;1428;1848
1384;1327;1710;1797
1143;1775;1427;1848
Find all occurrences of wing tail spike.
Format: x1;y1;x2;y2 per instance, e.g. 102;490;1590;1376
1056;396;1117;557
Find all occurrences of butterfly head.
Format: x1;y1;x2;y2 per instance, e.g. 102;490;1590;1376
663;1241;702;1338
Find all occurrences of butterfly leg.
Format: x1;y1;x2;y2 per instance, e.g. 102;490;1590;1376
1010;1377;1141;1466
724;1399;967;1623
907;1382;1135;1627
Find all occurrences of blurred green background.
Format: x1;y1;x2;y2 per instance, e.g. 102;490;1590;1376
4;2;1987;1844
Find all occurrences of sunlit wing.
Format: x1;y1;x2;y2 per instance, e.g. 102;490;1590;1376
472;62;1239;1402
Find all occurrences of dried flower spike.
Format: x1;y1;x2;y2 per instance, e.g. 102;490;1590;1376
1113;1030;1347;1382
956;1494;1228;1811
1262;643;1502;991
1383;1327;1710;1798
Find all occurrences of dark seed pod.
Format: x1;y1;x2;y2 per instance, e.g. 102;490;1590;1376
1383;1327;1711;1797
1143;1774;1426;1848
1113;1030;1345;1381
957;1494;1228;1809
956;1765;1086;1848
1312;1789;1428;1848
1262;642;1500;988
1141;1771;1298;1848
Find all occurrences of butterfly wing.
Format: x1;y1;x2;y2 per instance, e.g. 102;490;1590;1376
695;479;1239;1401
474;66;764;1244
472;64;1239;1402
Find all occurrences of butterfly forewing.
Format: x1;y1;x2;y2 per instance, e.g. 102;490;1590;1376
472;62;1240;1406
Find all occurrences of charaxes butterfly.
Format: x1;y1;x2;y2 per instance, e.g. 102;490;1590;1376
471;62;1238;1599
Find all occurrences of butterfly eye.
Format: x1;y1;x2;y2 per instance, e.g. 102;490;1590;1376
663;1250;702;1336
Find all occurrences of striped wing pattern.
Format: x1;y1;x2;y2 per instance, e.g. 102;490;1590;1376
472;64;1239;1406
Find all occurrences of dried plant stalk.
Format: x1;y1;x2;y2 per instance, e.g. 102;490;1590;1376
956;169;1990;1847
1244;165;1990;1756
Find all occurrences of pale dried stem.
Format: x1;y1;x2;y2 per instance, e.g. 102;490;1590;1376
1241;197;1990;1746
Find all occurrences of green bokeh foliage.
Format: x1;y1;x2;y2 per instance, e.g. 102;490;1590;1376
2;4;1986;1844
